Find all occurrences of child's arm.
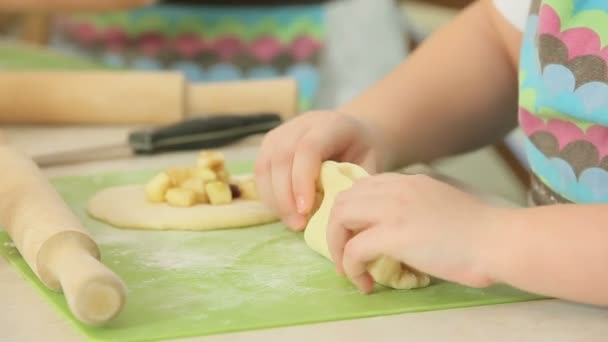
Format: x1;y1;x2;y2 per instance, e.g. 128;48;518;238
485;205;608;305
325;173;608;306
340;0;522;170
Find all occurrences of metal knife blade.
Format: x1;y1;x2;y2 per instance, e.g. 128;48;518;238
32;113;282;167
33;143;134;167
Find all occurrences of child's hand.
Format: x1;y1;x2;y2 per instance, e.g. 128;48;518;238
326;173;497;293
255;111;385;231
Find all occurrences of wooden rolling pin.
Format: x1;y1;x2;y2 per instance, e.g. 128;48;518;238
0;72;298;124
0;144;126;326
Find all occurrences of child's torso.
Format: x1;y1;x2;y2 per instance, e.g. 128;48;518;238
519;0;608;204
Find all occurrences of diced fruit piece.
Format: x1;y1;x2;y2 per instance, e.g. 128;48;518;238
229;184;241;199
197;151;225;170
180;178;209;204
165;188;196;207
191;167;217;182
237;178;258;200
166;167;192;186
205;181;233;205
145;172;171;203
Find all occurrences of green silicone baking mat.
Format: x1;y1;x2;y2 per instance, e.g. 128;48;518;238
0;161;545;341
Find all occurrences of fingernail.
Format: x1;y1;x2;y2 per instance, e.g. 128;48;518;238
354;274;374;294
296;196;307;215
359;287;372;295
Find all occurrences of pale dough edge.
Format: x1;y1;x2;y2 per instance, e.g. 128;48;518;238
87;185;279;231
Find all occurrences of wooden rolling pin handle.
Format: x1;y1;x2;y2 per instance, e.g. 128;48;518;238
0;145;127;326
0;72;185;125
187;78;298;120
0;72;299;124
37;231;126;326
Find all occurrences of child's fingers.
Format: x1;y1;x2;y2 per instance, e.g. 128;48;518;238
256;119;312;229
255;168;282;225
342;227;391;294
326;223;353;276
266;127;312;230
270;153;304;230
291;133;329;217
326;191;380;275
255;149;278;216
291;123;357;215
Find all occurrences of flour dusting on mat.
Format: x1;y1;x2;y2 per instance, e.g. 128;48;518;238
106;225;330;312
74;170;333;312
0;165;544;341
43;169;378;320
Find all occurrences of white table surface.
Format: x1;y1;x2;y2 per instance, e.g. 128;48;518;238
2;125;608;342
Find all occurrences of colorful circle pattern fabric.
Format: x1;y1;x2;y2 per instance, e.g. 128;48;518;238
519;0;608;203
50;4;325;111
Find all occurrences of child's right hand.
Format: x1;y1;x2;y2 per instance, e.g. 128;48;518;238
254;111;383;231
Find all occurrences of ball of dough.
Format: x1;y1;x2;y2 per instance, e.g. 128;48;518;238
304;161;430;291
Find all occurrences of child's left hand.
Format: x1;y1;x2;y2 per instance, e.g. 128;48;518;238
326;173;500;293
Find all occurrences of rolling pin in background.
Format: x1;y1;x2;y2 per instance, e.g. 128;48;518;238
0;72;298;124
0;143;126;326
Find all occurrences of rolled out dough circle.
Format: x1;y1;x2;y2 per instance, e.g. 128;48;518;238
87;185;279;231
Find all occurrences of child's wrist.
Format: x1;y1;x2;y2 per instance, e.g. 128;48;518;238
474;206;524;286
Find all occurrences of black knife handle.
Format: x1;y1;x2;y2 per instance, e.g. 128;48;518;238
128;113;282;154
